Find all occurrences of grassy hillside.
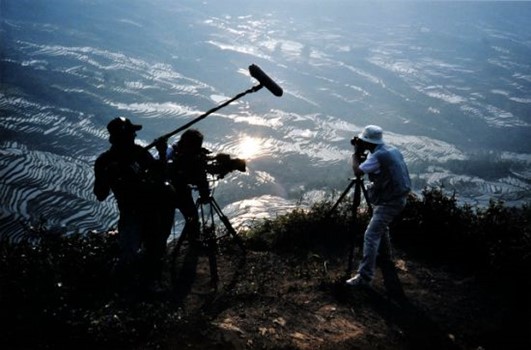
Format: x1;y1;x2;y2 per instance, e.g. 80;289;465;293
1;188;530;349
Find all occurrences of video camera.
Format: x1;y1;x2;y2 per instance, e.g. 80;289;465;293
350;136;369;162
204;152;246;179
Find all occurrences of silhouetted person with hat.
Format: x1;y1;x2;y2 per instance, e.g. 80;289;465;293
94;117;169;293
345;125;411;293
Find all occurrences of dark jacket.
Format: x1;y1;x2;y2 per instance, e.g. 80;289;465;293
94;144;163;210
168;147;210;200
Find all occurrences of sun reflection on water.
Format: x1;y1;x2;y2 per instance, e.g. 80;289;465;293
236;135;264;160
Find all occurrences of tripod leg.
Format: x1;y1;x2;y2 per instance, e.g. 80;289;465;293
210;198;245;252
329;179;356;215
346;179;363;278
199;200;220;289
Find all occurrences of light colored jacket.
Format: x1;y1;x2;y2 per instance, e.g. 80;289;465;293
364;144;411;205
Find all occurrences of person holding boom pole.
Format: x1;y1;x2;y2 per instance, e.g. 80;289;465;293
94;117;170;294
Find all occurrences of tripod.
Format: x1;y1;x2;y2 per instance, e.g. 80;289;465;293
196;196;246;286
330;176;372;277
171;193;245;290
332;176;407;299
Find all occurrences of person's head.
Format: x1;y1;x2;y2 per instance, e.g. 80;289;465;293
357;125;384;151
176;129;204;153
107;117;142;146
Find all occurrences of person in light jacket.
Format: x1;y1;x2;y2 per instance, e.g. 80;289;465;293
346;125;411;289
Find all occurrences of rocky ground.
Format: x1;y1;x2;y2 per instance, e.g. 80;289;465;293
146;244;529;350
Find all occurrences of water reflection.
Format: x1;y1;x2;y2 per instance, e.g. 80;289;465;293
235;135;263;160
223;195;298;231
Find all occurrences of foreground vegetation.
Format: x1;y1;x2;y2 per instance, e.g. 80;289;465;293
248;187;531;283
1;188;530;348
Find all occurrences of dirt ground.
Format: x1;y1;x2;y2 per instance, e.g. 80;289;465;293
146;244;530;350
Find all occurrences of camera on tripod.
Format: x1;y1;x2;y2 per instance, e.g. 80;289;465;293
204;151;246;179
350;136;369;162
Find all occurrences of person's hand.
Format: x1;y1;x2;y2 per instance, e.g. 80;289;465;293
154;137;168;160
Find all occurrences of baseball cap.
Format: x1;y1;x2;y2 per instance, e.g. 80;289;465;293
106;117;142;135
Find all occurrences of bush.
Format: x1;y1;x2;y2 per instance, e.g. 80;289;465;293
245;198;370;256
393;188;481;269
475;200;531;283
0;230;179;348
392;188;531;285
247;186;530;288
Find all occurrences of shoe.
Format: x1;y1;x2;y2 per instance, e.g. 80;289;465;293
345;274;371;287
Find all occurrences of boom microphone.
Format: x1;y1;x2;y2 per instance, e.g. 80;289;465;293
249;64;283;97
146;64;283;150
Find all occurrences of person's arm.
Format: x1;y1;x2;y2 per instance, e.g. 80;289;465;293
357;153;380;175
154;138;168;163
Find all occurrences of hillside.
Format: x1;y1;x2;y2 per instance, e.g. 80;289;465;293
143;246;527;350
1;190;530;349
2;238;527;350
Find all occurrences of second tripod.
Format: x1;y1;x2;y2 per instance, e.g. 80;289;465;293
330;176;372;277
197;196;245;286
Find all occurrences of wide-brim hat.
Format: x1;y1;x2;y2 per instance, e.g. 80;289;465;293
107;117;142;135
358;125;384;144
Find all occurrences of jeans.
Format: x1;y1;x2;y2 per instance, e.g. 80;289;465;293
116;206;167;285
357;197;407;282
118;208;145;264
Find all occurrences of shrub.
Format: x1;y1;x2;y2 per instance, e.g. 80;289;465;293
245;198;370;255
393;188;481;269
0;230;178;348
247;186;530;289
475;200;531;283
